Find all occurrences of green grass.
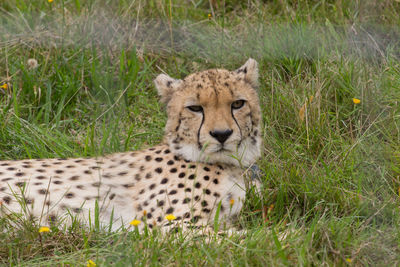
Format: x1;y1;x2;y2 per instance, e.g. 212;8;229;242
1;0;400;265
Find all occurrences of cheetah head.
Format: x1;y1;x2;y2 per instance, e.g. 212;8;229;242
154;58;262;167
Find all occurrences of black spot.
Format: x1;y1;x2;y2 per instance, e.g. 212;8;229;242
36;175;46;180
170;168;177;173
167;80;172;87
128;162;135;168
123;183;135;188
73;208;82;213
157;200;165;207
203;167;210;172
22;165;31;168
6;167;15;171
149;148;156;151
164;149;171;154
145;155;152;161
0;163;9;166
120;160;127;164
53;180;63;185
2;178;12;181
181;164;186;168
174;155;180;161
0;187;5;192
145;173;152;179
201;200;208;207
136;204;142;211
76;185;84;189
147;213;153;219
166;207;174;213
42;164;50;167
66;165;75;168
178;183;184;188
178;172;186;178
172;199;178;204
161;178;168;184
217;165;224;170
16;172;25;177
183;212;191;218
203;189;211;195
136;174;142;181
167;160;174;165
202;208;211;213
139;189;145;194
213;192;221;198
75;159;83;163
194;195;200;201
203;175;210;181
191;216;201;223
189;165;196;169
188;174;196;180
155;150;162;154
150;193;156;199
195;182;201;188
66;193;74;199
3;196;11;204
155;157;163;162
143;201;149;206
159;189;165;194
140;165;145;171
118;171;128;176
38;189;48;195
213;179;219;184
216;171;221;175
15;182;25;187
109;193;116;200
183;198;190;204
85;170;93;175
185;188;191;192
157;216;162;222
36;169;45;173
149;183;156;190
168;190;177;195
155;168;162;174
92;182;100;187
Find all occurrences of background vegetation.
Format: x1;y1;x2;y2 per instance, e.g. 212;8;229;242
1;0;400;265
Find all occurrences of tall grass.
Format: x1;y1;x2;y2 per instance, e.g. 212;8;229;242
1;0;400;265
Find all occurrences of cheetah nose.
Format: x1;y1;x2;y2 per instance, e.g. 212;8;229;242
209;129;233;144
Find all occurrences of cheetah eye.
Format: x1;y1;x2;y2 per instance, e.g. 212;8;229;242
186;105;203;113
231;100;246;110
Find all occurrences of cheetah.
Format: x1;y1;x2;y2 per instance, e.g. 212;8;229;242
0;59;262;232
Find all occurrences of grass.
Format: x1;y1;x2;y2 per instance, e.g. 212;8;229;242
1;0;400;265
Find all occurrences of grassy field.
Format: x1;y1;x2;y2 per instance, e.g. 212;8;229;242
1;0;400;265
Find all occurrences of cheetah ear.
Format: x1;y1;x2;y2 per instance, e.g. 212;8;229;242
154;74;182;104
235;58;259;88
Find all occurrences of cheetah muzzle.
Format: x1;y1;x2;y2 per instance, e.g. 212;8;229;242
0;58;262;233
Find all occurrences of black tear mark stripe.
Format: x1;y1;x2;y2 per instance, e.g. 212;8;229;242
197;111;205;150
175;112;182;132
231;109;242;145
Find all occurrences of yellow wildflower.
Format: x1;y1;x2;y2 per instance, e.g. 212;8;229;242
352;98;361;104
48;0;54;3
130;219;141;227
229;199;234;206
208;13;212;20
165;214;176;221
0;84;8;90
87;260;96;267
345;258;352;263
38;226;50;233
